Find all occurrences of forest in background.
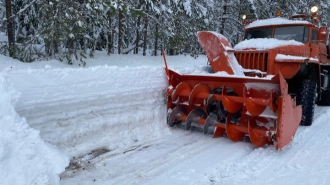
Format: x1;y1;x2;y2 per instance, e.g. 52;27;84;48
0;0;330;65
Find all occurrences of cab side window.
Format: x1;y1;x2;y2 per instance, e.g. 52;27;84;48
312;29;318;44
302;26;309;42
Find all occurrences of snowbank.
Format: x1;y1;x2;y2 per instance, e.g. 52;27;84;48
0;76;68;185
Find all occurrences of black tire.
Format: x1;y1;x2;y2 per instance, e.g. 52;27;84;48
296;80;317;126
318;89;330;106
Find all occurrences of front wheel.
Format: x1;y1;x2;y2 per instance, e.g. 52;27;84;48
296;80;317;126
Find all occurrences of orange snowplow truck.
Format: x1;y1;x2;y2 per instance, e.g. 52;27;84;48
163;8;330;150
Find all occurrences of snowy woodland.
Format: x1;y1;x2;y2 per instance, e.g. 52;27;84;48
0;0;330;65
2;1;330;185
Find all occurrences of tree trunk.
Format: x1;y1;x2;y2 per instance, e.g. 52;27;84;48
134;0;142;54
111;29;114;54
135;17;141;54
5;0;14;57
142;3;148;56
107;15;113;55
220;0;227;35
118;8;124;54
169;48;174;56
154;17;159;56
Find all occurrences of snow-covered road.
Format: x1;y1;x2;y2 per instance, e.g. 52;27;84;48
2;53;330;185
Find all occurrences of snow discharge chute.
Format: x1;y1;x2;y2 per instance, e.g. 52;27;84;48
163;31;302;150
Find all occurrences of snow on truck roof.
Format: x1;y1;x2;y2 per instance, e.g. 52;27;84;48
245;17;311;28
234;38;304;50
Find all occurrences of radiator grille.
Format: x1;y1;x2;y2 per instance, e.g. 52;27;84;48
234;51;268;72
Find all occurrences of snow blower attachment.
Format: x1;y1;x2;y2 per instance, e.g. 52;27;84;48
163;31;302;150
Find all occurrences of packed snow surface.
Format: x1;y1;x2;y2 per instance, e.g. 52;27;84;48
1;52;330;185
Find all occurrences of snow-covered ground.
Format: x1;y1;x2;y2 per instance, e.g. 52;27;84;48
1;52;330;185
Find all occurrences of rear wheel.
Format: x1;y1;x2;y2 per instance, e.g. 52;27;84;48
318;89;330;105
317;72;330;105
296;80;317;126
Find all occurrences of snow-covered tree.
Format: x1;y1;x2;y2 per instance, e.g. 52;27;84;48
0;0;329;63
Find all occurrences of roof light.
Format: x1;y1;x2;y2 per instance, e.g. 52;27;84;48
311;6;318;13
275;10;282;17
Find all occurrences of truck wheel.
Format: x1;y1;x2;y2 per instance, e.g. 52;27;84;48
318;89;330;106
296;80;317;126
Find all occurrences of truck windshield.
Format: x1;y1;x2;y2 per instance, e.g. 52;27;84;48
274;26;309;43
245;28;272;39
244;26;309;43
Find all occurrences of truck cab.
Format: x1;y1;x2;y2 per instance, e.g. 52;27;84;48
233;11;330;126
242;17;329;64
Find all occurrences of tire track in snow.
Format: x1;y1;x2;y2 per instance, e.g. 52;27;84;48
60;130;254;185
193;106;330;185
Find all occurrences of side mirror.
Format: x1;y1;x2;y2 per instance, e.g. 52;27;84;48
319;26;328;43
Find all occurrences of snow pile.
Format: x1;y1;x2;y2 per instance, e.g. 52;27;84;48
275;54;319;62
246;17;310;28
245;82;279;92
8;65;172;159
226;51;245;76
183;0;192;16
0;76;68;185
234;38;304;50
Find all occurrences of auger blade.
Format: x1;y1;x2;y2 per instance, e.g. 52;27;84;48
165;69;302;150
204;112;226;137
168;106;187;127
185;108;207;130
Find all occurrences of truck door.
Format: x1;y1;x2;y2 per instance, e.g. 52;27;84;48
310;29;319;59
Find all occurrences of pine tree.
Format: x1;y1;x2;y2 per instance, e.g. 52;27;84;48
5;0;14;57
0;0;329;63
